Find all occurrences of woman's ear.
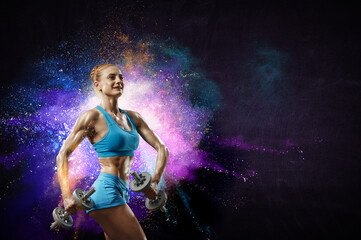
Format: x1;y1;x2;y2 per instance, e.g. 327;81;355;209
94;81;102;92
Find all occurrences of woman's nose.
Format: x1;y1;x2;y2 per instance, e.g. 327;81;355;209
116;80;123;87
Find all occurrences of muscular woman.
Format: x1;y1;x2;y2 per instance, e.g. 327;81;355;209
56;64;169;240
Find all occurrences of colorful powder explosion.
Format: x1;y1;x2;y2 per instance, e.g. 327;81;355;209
0;25;312;239
0;28;224;238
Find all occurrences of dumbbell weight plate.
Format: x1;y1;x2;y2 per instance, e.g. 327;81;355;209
73;188;94;210
145;190;167;211
52;207;73;229
130;172;152;193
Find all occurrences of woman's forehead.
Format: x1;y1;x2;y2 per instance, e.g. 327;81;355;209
103;66;122;75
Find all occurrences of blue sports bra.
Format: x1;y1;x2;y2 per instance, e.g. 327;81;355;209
92;105;139;158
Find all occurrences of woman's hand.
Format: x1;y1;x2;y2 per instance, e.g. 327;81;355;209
151;176;160;193
63;196;81;215
150;181;159;194
143;178;159;199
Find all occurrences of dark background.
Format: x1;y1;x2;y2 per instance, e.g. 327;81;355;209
1;0;360;239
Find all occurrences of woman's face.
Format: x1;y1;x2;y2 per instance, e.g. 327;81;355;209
95;66;124;97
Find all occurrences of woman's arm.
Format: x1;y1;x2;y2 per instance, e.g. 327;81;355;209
129;111;169;184
56;110;95;214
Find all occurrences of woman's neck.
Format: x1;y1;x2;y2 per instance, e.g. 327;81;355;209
100;98;120;114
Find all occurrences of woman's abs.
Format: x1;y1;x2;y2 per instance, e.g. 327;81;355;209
98;156;134;185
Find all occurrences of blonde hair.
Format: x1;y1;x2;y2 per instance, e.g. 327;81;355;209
90;64;117;95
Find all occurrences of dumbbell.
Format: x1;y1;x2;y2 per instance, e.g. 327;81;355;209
50;187;96;229
130;170;167;212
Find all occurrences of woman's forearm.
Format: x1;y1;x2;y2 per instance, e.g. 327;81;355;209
56;153;72;199
152;145;169;184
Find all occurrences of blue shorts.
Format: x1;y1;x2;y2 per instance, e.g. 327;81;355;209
86;173;130;215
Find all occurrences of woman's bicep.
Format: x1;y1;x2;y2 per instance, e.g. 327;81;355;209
58;128;86;157
133;111;165;150
57;112;92;157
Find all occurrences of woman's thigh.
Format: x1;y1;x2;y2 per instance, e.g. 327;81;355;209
89;204;147;240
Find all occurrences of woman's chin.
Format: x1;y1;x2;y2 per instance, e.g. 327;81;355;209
104;92;122;98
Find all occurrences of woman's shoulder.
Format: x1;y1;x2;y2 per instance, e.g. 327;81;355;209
83;107;101;118
76;107;101;127
122;109;141;125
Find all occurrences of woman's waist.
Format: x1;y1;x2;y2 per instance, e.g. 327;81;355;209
97;171;130;186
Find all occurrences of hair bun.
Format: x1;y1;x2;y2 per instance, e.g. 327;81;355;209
90;65;102;81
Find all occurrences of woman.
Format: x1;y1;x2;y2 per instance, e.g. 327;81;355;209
56;64;169;240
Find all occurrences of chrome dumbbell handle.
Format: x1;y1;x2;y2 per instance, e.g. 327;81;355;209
83;187;96;200
50;222;58;229
130;170;143;184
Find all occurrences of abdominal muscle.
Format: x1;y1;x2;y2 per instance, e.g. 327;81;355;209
98;156;134;185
